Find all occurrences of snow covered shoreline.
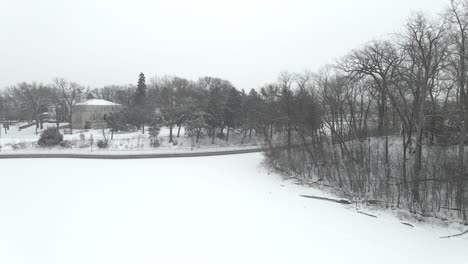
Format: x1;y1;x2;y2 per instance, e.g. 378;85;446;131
0;145;262;158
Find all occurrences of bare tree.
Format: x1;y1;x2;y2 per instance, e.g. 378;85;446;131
446;0;468;211
277;71;295;156
400;13;449;203
339;40;403;135
53;78;84;134
12;82;51;134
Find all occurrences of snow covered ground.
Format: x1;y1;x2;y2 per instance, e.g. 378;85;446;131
0;122;177;142
0;153;467;264
0;123;260;152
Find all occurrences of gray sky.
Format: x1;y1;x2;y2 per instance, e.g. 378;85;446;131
1;0;448;90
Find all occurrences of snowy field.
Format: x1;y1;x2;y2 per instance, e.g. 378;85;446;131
0;122;259;152
0;153;467;264
0;122;179;144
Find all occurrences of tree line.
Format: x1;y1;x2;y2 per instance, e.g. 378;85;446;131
0;72;280;145
265;0;468;221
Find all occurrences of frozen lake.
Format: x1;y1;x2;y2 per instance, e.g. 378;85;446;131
0;153;467;264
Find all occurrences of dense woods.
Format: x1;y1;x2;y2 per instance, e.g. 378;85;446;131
1;0;468;220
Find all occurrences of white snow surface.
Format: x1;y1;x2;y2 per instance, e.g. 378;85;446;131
0;153;467;264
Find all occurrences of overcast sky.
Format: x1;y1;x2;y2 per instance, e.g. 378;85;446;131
1;0;448;90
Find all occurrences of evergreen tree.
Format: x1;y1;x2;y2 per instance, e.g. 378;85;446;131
136;73;147;102
133;73;149;132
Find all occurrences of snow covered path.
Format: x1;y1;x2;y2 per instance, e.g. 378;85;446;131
0;153;467;264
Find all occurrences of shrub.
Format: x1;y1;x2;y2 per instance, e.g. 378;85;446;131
59;140;73;148
151;139;160;148
149;124;161;148
79;133;86;141
97;140;108;149
11;142;28;150
78;142;91;148
37;127;63;147
217;132;225;139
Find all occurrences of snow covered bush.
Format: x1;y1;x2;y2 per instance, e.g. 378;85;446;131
78;142;91;148
59;140;73;148
151;140;160;148
97;140;108;149
11;142;28;150
37;127;63;147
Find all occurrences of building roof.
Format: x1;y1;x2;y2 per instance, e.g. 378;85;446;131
75;99;121;106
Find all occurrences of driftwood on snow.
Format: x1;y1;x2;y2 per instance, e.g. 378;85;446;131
401;222;414;228
300;195;352;205
440;229;468;239
357;211;378;218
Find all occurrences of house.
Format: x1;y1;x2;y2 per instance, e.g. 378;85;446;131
72;99;122;129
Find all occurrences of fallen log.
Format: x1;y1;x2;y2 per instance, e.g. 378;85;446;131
401;222;414;228
300;195;352;205
357;211;378;218
440;229;468;239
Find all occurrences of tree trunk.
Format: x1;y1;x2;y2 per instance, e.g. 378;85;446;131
177;124;182;137
211;126;215;144
457;85;467;211
457;35;467;211
69;113;73;134
169;125;173;143
35;115;39;134
377;91;386;135
402;127;408;191
226;126;230;142
413;88;428;204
